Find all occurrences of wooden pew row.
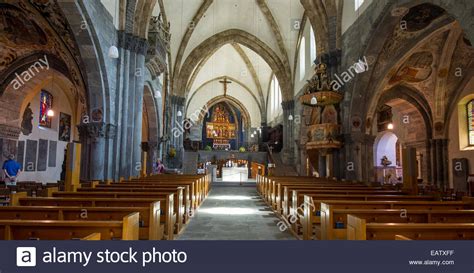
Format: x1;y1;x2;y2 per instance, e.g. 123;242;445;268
261;177;354;202
291;191;434;219
279;184;387;214
256;175;329;195
0;212;139;240
79;186;191;225
268;182;383;212
302;198;474;240
90;185;192;224
257;175;365;200
347;215;474;240
0;204;162;240
321;207;474;240
290;195;437;239
132;174;210;197
17;197;175;240
283;189;408;217
117;180;203;209
53;191;183;235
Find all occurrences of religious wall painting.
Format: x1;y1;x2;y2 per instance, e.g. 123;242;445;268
58;112;71;142
39;90;53;128
389;51;433;85
401;3;446;32
310;107;321;125
0;4;48;46
21;103;33;136
0;4;47;71
321;105;338;124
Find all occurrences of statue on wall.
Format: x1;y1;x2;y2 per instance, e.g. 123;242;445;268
21;103;33;136
381;156;392;167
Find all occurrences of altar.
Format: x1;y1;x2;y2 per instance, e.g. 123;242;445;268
222;167;248;182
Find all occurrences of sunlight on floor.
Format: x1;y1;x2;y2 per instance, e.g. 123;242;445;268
199;207;258;215
207;195;252;201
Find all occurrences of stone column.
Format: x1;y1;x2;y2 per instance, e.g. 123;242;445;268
281;100;295;164
343;133;375;183
430;138;449;189
78;122;116;181
142;141;159;176
132;38;148;177
115;32;148;179
168;95;185;169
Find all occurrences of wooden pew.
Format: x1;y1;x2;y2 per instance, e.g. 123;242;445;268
347;214;474;240
0;212;139;240
290;195;436;239
132;174;210;198
285;189;408;217
280;184;386;214
312;200;473;240
88;185;192;224
82;233;101;240
0;204;162;240
18;196;175;240
268;182;374;212
116;181;201;210
395;235;412;240
53;190;183;234
321;207;474;240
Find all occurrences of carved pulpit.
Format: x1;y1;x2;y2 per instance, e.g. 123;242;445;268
300;63;343;177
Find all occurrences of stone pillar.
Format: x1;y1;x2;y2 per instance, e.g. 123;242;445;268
281;100;295;164
78;122;116;181
168;95;185;169
144;141;159;175
343;133;375;183
115;32;148;179
132;38;148;177
430;138;449;189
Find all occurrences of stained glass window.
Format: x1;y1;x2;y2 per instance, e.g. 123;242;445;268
39;90;53;128
468;100;474;146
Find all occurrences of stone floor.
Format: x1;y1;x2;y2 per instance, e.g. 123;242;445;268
177;185;296;240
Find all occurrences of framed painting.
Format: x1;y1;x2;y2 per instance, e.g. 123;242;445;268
58;112;71;142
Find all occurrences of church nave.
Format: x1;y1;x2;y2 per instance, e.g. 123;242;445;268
178;185;295;240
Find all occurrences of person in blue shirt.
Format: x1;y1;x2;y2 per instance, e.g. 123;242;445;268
2;154;21;186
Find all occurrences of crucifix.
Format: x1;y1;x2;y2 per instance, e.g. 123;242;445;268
219;77;232;97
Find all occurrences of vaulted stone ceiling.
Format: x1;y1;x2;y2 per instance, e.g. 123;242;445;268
156;0;305;118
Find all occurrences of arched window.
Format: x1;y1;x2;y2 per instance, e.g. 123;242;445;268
310;26;316;63
355;0;365;10
468;99;474;146
268;75;282;120
39;90;53;128
299;36;306;81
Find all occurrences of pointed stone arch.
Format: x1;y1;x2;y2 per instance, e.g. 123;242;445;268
174;29;292;101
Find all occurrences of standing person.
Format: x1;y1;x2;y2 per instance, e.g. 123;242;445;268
2;155;21;186
155;159;165;174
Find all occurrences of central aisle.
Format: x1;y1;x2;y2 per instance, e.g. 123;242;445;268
177;185;296;240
